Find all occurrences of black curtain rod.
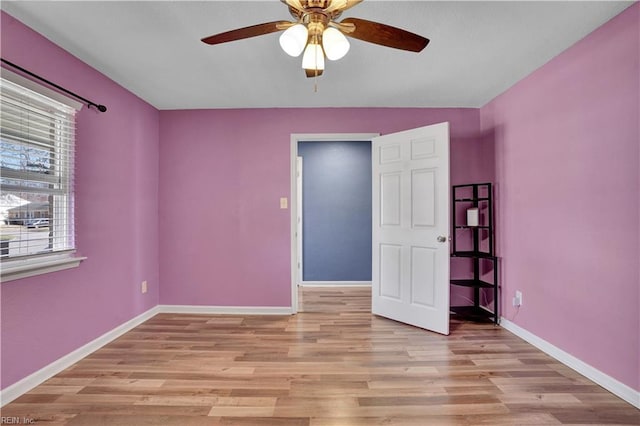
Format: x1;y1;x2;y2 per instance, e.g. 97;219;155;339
1;58;107;113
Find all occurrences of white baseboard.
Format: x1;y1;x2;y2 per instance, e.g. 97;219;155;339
0;305;161;407
500;317;640;409
158;305;293;315
300;281;372;287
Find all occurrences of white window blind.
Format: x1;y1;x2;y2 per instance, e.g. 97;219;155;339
1;76;77;262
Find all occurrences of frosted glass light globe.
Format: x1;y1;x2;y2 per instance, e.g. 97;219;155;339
279;24;309;57
301;42;325;70
322;27;350;60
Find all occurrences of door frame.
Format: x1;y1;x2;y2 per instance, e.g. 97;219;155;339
296;156;303;286
290;133;379;314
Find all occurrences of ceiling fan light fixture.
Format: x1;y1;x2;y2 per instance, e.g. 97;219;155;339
301;42;325;71
279;24;308;57
322;27;350;60
201;0;430;80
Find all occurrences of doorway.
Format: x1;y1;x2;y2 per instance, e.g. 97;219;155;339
298;140;372;284
290;133;379;313
290;124;451;336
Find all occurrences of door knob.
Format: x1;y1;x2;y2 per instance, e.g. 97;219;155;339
437;235;447;243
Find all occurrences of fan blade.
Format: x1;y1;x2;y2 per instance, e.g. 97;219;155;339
325;0;363;14
305;68;324;78
340;17;429;52
201;21;292;45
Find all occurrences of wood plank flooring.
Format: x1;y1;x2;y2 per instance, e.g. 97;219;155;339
2;286;638;425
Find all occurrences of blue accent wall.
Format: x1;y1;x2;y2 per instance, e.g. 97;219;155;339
298;141;372;281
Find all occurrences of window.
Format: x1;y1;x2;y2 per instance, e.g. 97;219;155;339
1;72;84;281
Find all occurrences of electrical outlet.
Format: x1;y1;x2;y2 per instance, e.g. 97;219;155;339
513;290;522;307
141;280;148;294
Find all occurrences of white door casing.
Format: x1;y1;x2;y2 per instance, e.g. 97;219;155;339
372;122;450;335
296;156;303;286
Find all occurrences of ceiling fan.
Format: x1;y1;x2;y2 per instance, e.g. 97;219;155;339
201;0;429;78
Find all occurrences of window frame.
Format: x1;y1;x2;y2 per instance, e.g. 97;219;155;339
1;69;86;282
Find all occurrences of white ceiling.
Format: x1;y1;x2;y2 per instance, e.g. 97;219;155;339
1;1;633;109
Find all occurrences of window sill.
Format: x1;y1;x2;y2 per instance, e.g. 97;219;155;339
1;253;87;283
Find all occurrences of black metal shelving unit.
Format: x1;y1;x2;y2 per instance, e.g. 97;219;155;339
450;183;499;324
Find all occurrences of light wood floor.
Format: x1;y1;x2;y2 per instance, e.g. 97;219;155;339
2;287;638;425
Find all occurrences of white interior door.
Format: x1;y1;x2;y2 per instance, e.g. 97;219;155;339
372;122;450;335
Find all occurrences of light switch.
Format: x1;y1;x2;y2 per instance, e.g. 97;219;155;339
280;197;288;209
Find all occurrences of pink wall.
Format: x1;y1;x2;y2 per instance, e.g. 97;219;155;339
480;3;639;391
0;12;160;389
158;108;487;307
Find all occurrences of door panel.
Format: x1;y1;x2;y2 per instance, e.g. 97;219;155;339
380;144;402;163
411;169;436;227
380;244;402;300
380;172;402;226
372;122;450;335
411;137;436;159
410;246;436;307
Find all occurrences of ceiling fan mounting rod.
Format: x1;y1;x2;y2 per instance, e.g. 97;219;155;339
304;11;330;35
